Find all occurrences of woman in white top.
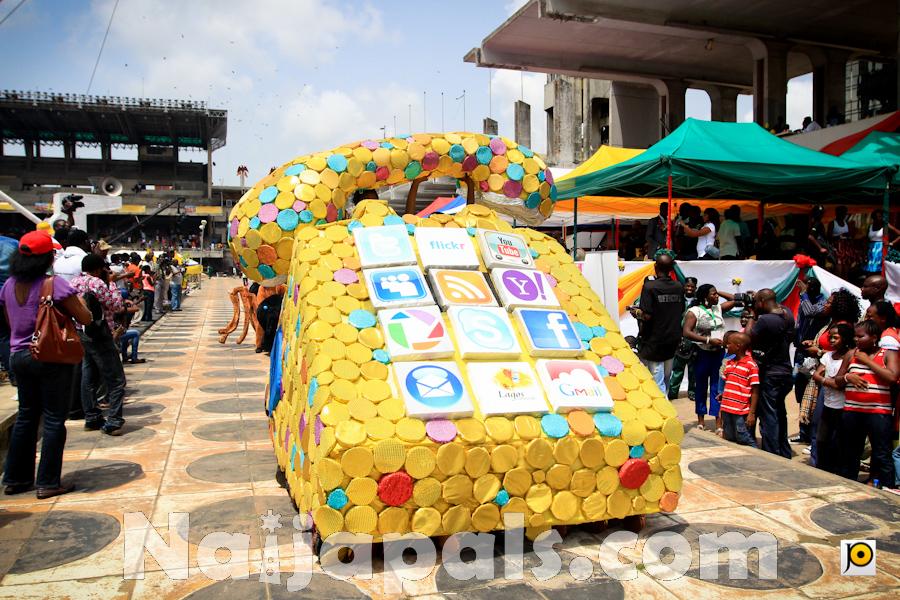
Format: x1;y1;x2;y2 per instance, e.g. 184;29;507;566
683;208;720;259
811;323;854;474
681;284;745;431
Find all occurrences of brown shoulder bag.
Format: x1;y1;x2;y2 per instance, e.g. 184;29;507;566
30;277;84;364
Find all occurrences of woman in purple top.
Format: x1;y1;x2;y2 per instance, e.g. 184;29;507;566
0;231;91;499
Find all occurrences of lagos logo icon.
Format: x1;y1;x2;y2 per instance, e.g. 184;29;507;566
466;362;550;415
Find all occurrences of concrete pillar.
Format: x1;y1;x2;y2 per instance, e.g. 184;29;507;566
514;100;531;148
554;78;576;166
750;41;789;128
482;117;498;136
708;86;740;122
63;140;75;160
101;142;111;162
609;82;660;148
810;49;849;125
661;80;687;135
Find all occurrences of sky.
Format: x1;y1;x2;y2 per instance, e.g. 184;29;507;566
0;0;812;186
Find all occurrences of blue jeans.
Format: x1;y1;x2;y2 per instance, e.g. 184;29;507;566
170;284;182;310
757;370;793;459
809;386;825;465
119;330;140;362
2;351;73;488
694;348;724;418
721;411;757;447
893;446;900;487
640;357;673;396
841;411;895;488
80;333;126;429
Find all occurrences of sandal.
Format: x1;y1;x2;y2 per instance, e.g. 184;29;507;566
715;427;724;437
696;424;706;431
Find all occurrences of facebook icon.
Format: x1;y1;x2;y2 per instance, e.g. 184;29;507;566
515;308;583;357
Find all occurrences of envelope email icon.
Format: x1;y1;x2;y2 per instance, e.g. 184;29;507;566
415;372;454;398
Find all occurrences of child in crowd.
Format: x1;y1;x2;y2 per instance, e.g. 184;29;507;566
837;320;899;488
810;324;854;473
718;332;759;447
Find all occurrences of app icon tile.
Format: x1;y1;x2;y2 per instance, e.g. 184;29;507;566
363;266;434;309
394;361;474;418
415;228;481;271
491;268;560;310
429;269;497;309
476;229;534;270
536;359;614;412
378;306;454;361
466;362;550;416
353;224;417;268
514;308;582;357
447;306;522;359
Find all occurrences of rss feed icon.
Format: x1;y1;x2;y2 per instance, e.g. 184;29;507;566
227;132;684;542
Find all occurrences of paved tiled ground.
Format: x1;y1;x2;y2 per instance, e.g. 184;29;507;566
0;277;898;599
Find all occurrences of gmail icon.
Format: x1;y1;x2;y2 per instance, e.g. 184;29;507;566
394;361;474;419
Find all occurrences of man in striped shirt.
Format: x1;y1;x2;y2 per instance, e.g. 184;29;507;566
719;332;759;447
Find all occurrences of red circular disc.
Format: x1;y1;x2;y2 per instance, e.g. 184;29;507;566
618;458;651;489
377;471;413;506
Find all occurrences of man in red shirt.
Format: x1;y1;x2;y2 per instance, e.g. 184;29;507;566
719;332;759;447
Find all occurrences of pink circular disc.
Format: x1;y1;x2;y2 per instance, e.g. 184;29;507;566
489;137;507;155
479;180;490;192
258;203;278;223
334;268;358;284
546;274;558;287
601;356;625;374
362;140;379;150
292;201;306;212
503;180;523;198
426;419;457;443
544;168;555;185
422;151;440;170
230;219;239;236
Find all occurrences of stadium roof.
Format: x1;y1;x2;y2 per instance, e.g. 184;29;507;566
0;90;227;151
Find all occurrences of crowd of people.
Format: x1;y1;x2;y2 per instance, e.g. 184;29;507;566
634;251;899;490
0;220;188;500
640;203;900;282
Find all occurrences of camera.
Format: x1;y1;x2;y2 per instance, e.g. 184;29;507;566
62;194;85;213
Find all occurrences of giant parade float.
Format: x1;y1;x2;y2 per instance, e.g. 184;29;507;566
226;131;684;550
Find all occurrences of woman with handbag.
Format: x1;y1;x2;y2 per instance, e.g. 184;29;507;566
0;231;91;499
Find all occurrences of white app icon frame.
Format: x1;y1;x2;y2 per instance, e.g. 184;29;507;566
415;228;481;271
447;306;522;359
353;224;417;268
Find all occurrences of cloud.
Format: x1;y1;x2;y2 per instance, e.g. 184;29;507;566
504;0;530;14
76;0;394;183
489;69;547;153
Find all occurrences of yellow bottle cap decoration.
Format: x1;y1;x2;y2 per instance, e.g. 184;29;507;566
436;442;466;476
503;468;532;497
571;468;597;497
484;417;514;442
605;439;630;467
473;474;502;504
346;477;378;505
341;447;375;478
345;505;378;534
442;474;474;505
413;477;442;507
378;507;409;535
373;439;406;473
465;447;491;479
405;446;436;479
546;464;572;490
472;503;501;532
579;438;606;469
412;507;442;536
442;505;472;534
525;483;552;513
365;417;395;440
490;445;519;473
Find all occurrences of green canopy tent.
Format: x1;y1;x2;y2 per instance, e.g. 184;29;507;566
841;131;900;269
555;119;894;259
